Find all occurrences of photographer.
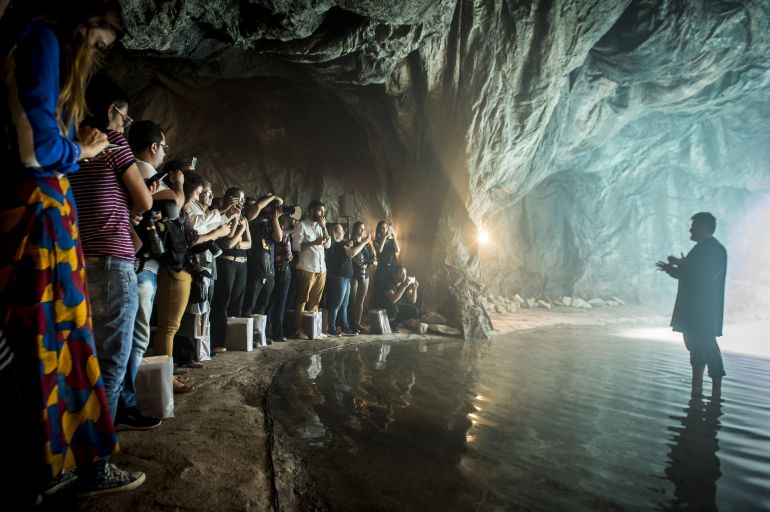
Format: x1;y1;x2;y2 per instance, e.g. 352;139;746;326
266;214;298;341
152;167;229;367
292;200;332;339
326;224;371;336
241;194;285;317
210;187;251;354
375;265;420;329
373;220;400;304
185;177;232;356
122;119;187;410
348;221;376;333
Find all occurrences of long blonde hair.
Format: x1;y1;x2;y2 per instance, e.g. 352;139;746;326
52;5;124;134
56;32;98;134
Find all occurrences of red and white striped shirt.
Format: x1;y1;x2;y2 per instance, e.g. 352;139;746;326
70;129;136;260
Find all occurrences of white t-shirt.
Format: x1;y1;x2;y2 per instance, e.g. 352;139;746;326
293;219;331;273
135;159;163;274
136;159;169;191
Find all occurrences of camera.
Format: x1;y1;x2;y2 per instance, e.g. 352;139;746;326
261;200;302;220
137;214;165;258
134;199;180;260
188;239;223;259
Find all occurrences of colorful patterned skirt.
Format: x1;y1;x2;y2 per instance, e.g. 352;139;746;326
0;176;117;490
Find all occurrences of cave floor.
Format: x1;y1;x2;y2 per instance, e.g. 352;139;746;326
45;306;768;511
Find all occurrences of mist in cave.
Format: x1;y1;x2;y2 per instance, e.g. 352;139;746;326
4;0;770;510
94;0;770;340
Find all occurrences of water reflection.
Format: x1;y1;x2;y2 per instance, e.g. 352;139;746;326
375;343;391;369
663;395;722;511
269;327;770;511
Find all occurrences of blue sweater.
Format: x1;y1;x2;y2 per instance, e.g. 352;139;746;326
2;21;81;178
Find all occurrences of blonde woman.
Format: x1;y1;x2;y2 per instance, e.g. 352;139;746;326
1;0;145;501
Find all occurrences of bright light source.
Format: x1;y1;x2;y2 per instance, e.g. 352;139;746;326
477;228;489;245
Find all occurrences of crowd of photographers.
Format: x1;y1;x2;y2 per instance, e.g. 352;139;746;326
70;80;423;437
0;2;421;498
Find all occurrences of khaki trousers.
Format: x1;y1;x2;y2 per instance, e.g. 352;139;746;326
295;269;326;332
154;268;192;357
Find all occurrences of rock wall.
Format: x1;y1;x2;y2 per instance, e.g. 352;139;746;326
8;0;770;336
94;0;770;330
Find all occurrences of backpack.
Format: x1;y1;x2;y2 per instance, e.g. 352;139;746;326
158;216;188;272
135;200;190;273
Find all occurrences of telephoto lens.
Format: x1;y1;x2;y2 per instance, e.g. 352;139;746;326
145;219;165;257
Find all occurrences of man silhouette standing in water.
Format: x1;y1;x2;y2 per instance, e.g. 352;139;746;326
657;212;727;396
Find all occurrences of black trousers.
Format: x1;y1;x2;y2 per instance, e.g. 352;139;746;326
266;265;291;339
210;259;247;349
683;332;726;378
242;257;274;316
385;301;420;323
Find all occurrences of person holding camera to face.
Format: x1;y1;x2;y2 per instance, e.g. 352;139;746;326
348;221;376;333
375;265;420;330
209;187;252;353
292;200;332;339
152;166;230;367
241;194;286;317
326;224;371;336
267;214;299;341
373;220;401;304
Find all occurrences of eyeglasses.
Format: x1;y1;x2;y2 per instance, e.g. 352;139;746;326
110;105;133;126
158;143;170;151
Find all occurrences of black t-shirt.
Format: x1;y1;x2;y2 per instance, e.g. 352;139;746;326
248;218;275;276
376;238;398;273
327;241;353;279
218;219;248;259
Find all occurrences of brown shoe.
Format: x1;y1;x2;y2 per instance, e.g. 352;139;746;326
212;346;227;354
173;376;193;394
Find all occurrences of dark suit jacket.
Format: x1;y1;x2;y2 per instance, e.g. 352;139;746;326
670;237;727;337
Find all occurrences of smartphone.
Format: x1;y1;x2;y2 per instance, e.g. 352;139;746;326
92;143;122;159
190;156;197;169
144;171;168;186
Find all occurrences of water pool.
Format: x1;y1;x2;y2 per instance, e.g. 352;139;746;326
268;326;770;511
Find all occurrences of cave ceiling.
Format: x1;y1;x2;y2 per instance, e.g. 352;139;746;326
115;0;770;333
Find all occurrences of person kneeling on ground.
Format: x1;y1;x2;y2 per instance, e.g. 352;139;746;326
375;265;420;330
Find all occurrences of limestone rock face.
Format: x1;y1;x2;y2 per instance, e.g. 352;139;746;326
571;298;592;310
11;0;764;337
428;324;461;336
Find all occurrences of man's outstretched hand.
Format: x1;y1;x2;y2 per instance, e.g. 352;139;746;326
667;252;686;266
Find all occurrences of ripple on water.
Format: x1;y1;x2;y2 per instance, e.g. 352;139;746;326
268;326;770;512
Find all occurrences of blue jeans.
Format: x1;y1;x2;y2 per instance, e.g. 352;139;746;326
327;274;351;333
85;257;138;420
120;269;158;410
